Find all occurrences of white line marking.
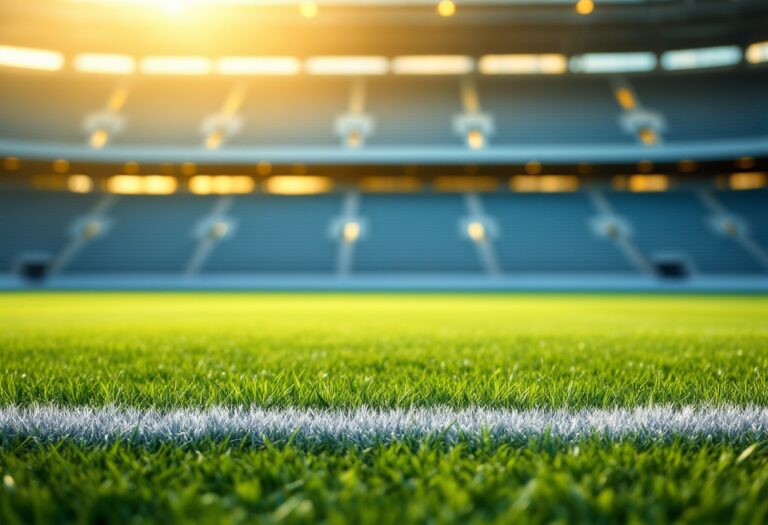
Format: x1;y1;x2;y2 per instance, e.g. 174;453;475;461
2;405;767;445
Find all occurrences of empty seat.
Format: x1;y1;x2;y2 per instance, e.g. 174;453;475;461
0;190;98;271
483;193;635;273
354;194;481;273
66;194;214;273
607;191;763;274
204;194;341;273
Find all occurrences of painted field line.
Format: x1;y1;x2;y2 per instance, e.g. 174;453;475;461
2;405;767;446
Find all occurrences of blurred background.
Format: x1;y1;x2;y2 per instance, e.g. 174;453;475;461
0;0;767;290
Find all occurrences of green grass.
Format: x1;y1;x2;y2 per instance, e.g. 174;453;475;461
2;293;768;524
3;439;767;525
1;293;767;409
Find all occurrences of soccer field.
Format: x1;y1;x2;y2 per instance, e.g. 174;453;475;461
2;293;768;524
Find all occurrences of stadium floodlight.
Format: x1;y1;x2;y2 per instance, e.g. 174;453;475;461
205;130;225;150
436;0;456;17
299;0;319;18
342;222;361;244
511;175;579;193
466;130;485;150
74;54;136;75
479;54;567;75
614;87;637;110
638;128;659;146
140;56;212;75
143;176;178;194
265;176;333;195
466;221;487;243
188;175;255;195
575;0;594;15
730;172;767;191
89;129;109;149
305;56;388;75
661;46;741;71
216;57;300;75
626;174;669;192
107;87;130;112
67;175;94;194
539;175;579;192
107;175;177;194
570;52;657;74
392;55;474;75
746;41;768;64
0;45;64;71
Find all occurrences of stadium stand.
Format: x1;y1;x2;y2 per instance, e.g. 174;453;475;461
717;189;768;250
0;187;766;285
230;77;348;147
0;75;117;144
2;71;767;150
605;191;764;274
479;77;631;145
632;71;768;143
1;0;768;289
204;194;341;273
115;79;228;147
366;78;463;146
482;193;636;273
65;195;215;273
354;193;482;273
0;190;99;272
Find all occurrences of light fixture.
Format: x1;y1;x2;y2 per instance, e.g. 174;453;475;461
746;41;768;64
525;161;542;175
436;0;456;17
342;222;361;244
614;87;637;110
730;172;767;191
53;159;70;174
299;1;318;18
466;130;485;150
74;53;135;75
305;56;388;75
627;174;669;192
392;55;474;75
638;128;659;146
205;130;225;150
107;175;177;194
216;57;300;75
140;56;212;75
571;52;657;74
189;175;255;195
466;221;486;243
0;45;63;71
89;129;110;149
661;46;741;71
479;54;567;75
68;175;93;194
107;87;130;112
575;0;594;16
264;176;333;195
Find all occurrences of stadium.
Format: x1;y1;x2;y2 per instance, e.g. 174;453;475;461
1;0;768;523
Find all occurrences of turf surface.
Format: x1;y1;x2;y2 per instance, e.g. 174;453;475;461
1;293;768;524
2;293;767;409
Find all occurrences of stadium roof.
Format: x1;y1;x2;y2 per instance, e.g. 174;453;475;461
2;0;767;57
